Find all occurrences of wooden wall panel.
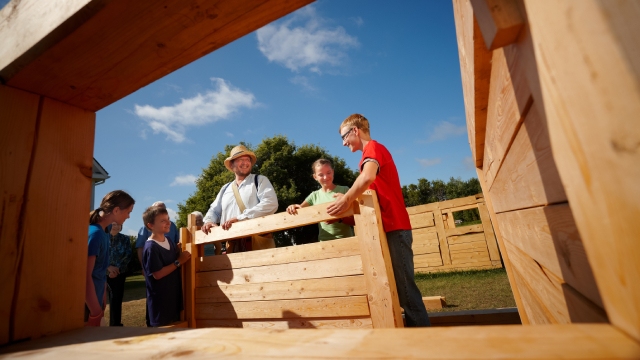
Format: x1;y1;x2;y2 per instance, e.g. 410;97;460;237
11;96;95;341
0;85;40;345
497;204;603;308
489;104;566;213
524;0;640;342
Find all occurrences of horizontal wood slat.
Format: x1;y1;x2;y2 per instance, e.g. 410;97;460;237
406;195;483;215
409;212;435;229
195;255;363;287
445;224;484;237
450;251;491;265
196;317;373;329
195;203;356;245
449;241;489;254
195;296;370;320
414;253;444;268
195;276;367;303
415;262;497;274
447;232;486;245
196;236;360;272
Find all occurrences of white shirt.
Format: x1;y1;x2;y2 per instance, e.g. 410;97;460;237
203;174;278;225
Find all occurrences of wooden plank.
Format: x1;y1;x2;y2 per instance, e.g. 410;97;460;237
195;276;367;303
438;195;483;211
413;253;444;268
415;262;498;274
412;227;438;243
353;191;404;328
0;85;40;345
475;168;529;324
195;202;356;245
433;209;452;266
453;0;492;167
195;296;370;320
524;0;640;343
429;308;521;326
450;251;490;265
4;324;640;359
196;236;360;272
446;203;480;212
470;0;524;50
447;232;486;245
497;204;603;308
406;202;440;215
196;255;363;287
411;243;440;256
476;201;501;262
489;103;567;213
197;317;373;329
11;97;95;342
505;241;607;324
444;211;457;230
2;0;314;111
422;296;446;310
444;224;484;237
159;321;188;329
482;47;532;191
449;241;490;254
409;212;435;229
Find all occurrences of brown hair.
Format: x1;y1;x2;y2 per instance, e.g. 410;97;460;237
339;113;370;135
90;190;135;224
142;206;169;230
311;158;334;174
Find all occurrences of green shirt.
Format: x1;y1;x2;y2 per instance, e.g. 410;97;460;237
305;185;355;241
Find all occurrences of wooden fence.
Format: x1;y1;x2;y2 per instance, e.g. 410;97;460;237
407;194;502;273
179;190;404;329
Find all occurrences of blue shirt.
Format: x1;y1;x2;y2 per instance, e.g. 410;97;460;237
88;223;109;307
135;221;179;249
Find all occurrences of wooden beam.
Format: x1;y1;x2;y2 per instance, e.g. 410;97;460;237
0;0;314;111
470;0;524;50
197;317;373;329
353;191;404;328
429;307;521;326
422;296;446;310
2;324;639;358
524;0;640;342
195;202;356;245
476;201;501;263
444;224;484;237
433;209;452;266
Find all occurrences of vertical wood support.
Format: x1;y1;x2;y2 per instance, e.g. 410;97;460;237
477;200;501;264
524;0;640;341
434;209;452;266
184;214;198;328
0;85;95;344
353;191;403;328
470;0;524;50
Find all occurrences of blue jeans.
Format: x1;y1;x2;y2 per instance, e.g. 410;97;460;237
387;229;431;327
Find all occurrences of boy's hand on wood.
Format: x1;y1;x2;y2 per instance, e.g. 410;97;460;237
178;251;191;264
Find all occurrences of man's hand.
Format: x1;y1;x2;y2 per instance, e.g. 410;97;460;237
327;193;350;216
202;222;218;234
107;266;119;278
222;218;238;230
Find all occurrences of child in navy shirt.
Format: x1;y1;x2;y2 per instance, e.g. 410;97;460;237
142;206;191;327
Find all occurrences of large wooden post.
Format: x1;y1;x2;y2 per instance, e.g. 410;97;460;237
0;84;95;343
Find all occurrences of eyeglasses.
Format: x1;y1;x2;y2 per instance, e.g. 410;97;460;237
340;128;354;141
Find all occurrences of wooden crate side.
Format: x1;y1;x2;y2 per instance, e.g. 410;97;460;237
496;204;603;308
489;103;567;213
409;212;435;229
0;85;39;345
196;236;360;272
195;296;370;320
524;0;640;342
354;191;404;328
196;317;373;329
12;97;95;341
195;276;368;303
195;255;363;287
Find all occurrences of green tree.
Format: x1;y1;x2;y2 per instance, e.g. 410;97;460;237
176;135;358;246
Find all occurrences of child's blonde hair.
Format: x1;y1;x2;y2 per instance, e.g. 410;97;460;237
339;113;370;135
311;158;333;174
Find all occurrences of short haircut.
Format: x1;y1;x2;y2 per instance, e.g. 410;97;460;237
190;211;203;218
143;206;169;230
311;158;333;174
340;113;370;135
152;201;166;209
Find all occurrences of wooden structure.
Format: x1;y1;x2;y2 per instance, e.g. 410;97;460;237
407;194;502;273
1;0;640;358
179;191;403;329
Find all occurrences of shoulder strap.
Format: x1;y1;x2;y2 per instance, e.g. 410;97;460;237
231;182;247;213
254;174;259;189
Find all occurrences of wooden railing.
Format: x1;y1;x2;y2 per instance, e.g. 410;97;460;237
179;190;404;329
407;194;502;273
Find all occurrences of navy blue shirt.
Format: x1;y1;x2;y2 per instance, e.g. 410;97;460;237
142;239;182;327
136;222;179;249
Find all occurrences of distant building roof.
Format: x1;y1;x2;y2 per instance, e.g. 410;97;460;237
92;158;110;181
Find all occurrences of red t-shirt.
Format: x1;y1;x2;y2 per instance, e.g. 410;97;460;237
360;140;412;232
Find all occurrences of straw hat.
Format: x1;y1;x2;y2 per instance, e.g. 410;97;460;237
224;145;257;171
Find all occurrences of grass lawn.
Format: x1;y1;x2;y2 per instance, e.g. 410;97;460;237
106;268;516;326
415;268;516;312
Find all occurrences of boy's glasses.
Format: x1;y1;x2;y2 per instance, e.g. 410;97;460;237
341;128;354;141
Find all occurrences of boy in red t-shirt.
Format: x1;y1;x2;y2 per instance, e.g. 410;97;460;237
327;113;430;327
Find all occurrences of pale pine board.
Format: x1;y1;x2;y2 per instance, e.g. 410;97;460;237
197;317;373;329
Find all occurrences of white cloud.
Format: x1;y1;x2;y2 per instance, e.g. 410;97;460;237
426;121;467;142
166;207;178;222
171;174;197;186
416;158;441;167
225;132;234;138
123;227;138;236
351;16;364;27
256;5;359;73
290;75;316;92
463;156;476;170
134;77;256;142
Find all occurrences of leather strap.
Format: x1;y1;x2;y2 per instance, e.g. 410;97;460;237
231;181;246;213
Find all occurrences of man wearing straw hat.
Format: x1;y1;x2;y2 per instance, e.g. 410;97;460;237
202;145;278;252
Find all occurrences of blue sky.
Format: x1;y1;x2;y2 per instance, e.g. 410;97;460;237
4;1;474;235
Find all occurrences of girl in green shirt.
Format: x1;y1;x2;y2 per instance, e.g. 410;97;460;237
286;159;354;241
